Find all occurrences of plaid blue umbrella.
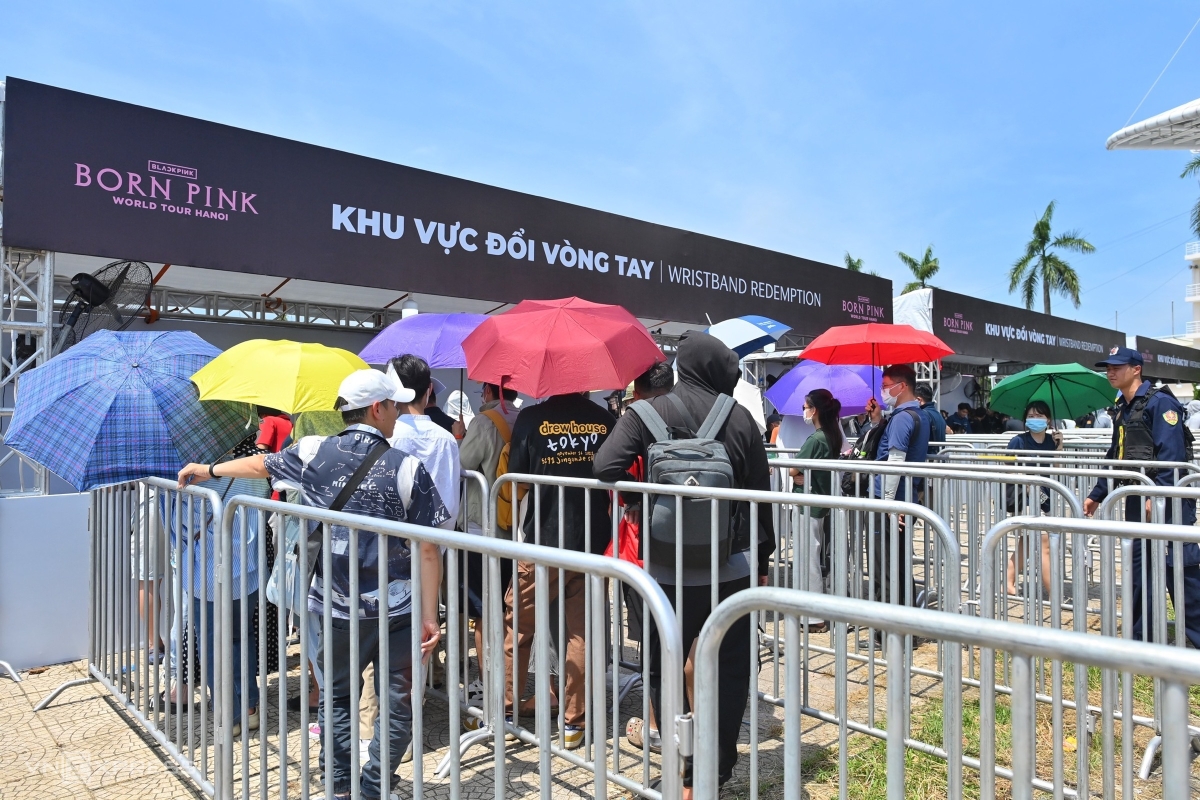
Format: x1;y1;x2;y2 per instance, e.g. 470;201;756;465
5;330;258;491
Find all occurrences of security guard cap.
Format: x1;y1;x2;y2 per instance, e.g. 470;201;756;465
1095;346;1143;368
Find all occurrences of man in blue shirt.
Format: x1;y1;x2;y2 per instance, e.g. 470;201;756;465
1083;347;1200;648
872;365;930;607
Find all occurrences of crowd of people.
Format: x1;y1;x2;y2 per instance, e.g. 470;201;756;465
149;335;1200;800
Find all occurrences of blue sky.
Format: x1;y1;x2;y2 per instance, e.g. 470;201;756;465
4;1;1200;338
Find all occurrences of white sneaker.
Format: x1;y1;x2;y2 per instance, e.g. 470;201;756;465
463;679;484;709
229;708;259;738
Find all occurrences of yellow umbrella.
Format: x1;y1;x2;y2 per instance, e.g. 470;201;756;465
191;339;369;414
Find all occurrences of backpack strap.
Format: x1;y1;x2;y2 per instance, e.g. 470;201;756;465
697;394;737;439
628;399;672;443
665;393;700;435
481;408;511;444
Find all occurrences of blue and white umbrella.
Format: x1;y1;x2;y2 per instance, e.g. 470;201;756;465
704;315;791;358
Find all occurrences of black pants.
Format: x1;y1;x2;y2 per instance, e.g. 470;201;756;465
318;616;413;799
459;551;514;619
648;576;753;787
1123;497;1200;648
871;514;916;605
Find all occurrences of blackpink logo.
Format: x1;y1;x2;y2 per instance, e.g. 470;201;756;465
842;295;886;322
941;312;973;335
147;160;198;180
73;159;258;222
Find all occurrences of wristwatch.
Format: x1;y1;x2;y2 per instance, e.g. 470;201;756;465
208;463;218;479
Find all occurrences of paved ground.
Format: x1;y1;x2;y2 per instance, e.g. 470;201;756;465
0;638;828;800
0;660;202;800
1;627;1192;800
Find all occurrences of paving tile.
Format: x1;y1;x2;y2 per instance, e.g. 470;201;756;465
0;774;95;800
89;772;202;800
0;727;56;782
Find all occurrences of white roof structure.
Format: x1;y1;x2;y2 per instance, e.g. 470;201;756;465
1107;98;1200;150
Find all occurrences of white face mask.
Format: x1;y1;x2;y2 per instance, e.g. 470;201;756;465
882;385;901;409
803;408;815;423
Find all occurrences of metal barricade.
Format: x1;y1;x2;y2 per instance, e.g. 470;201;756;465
217;490;685;800
936;450;1200;478
941;433;1114;453
772;458;1087;614
37;476;233;796
693;586;1200;800
494;472;964;798
980;513;1200;796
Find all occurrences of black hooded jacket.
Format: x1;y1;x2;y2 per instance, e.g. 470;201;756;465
593;332;776;576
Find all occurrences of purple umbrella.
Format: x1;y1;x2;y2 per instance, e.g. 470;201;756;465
360;313;487;368
765;359;883;416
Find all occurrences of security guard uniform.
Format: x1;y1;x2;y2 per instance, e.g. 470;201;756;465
1087;347;1200;647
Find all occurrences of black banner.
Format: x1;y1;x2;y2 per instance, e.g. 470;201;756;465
1134;336;1200;382
2;78;893;334
931;288;1125;366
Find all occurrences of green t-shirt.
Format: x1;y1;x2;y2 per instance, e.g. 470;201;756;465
793;428;834;517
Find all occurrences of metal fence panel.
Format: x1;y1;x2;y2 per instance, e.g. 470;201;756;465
693;586;1200;800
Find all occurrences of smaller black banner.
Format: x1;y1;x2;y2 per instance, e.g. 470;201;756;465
1134;336;1200;383
931;288;1125;366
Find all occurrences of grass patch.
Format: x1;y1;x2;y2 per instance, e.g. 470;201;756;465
805;699;991;800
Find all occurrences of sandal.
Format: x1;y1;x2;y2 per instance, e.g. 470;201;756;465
626;717;662;753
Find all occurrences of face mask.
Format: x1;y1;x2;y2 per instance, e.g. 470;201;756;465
1025;418;1049;433
803;408;815;423
882;386;900;409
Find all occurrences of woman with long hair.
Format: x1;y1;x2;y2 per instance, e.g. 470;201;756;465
789;389;843;631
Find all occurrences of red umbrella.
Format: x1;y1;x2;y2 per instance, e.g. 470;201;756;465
799;323;954;366
462;297;665;397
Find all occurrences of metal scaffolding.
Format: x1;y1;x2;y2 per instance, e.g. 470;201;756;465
1;250;55;495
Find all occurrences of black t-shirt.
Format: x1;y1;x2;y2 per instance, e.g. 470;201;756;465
508;394;616;553
425;405;456;434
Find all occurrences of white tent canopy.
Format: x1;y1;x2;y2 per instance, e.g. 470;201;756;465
891;287;933;332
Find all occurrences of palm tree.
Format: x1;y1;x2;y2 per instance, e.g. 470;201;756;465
844;252;864;271
897;246;939;294
1008;201;1094;315
1182;155;1200;238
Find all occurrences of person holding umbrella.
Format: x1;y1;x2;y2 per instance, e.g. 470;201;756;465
788;388;844;629
872;364;930;607
460;296;664;749
501;388;616;747
1004;400;1063;597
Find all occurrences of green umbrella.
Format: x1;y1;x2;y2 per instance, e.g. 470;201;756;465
989;363;1116;421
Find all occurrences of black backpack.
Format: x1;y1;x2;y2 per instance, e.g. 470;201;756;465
838;409;921;496
628;394;738;575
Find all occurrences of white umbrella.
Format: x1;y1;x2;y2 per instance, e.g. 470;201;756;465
734;378;767;433
705;315;791;358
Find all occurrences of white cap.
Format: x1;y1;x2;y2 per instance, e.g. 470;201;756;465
336;369;415;411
